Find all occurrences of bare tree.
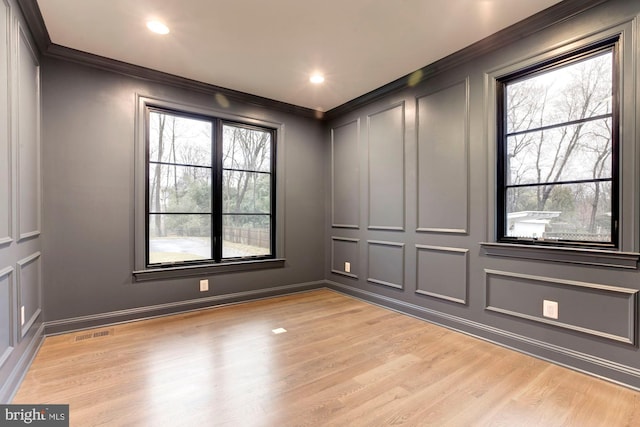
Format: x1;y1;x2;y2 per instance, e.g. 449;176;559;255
505;51;613;238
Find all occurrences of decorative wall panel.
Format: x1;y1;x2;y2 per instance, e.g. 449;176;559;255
416;245;468;304
17;252;40;338
331;120;359;228
0;266;13;368
367;240;404;289
485;269;637;344
416;80;468;234
331;237;359;279
368;103;404;230
0;0;10;245
16;24;40;240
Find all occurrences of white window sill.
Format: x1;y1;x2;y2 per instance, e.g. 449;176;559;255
480;242;640;270
133;258;286;281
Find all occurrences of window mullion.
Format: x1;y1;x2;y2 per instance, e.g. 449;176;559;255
213;119;223;262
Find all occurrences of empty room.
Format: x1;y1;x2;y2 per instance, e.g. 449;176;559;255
2;0;640;425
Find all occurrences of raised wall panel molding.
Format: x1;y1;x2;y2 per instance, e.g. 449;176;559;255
484;269;638;345
16;251;41;339
367;240;405;289
415;245;468;304
367;102;405;231
416;78;469;235
331;237;359;279
331;120;360;229
0;0;11;246
15;22;40;242
0;266;15;369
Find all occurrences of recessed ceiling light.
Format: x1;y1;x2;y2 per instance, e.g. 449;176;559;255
146;21;170;35
310;74;325;84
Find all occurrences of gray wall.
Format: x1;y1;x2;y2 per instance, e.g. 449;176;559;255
325;0;640;389
0;0;43;402
39;56;326;328
4;0;640;402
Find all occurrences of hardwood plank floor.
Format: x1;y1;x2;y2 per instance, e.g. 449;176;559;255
12;289;640;426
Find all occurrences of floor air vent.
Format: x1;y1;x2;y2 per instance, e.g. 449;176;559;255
73;328;114;342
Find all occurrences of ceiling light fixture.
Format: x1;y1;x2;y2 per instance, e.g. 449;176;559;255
146;21;170;35
310;74;325;84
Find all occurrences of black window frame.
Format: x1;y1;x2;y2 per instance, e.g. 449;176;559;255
496;37;620;249
144;105;277;268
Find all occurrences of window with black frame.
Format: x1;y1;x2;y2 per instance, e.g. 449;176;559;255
146;107;275;267
496;38;619;248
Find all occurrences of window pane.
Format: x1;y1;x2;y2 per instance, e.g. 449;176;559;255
148;214;211;264
222;215;271;258
507;118;612;185
149;112;212;166
149;164;211;213
222;125;271;172
506;51;612;133
506;182;612;242
222;170;271;214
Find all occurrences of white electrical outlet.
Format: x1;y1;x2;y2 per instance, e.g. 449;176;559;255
199;279;209;292
21;306;25;325
344;262;351;273
543;300;558;319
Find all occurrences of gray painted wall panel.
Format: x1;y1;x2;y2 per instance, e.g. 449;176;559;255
0;0;42;402
0;268;13;368
485;269;637;344
416;80;468;234
416;245;467;304
368;104;404;230
367;241;404;289
0;0;9;245
331;120;359;228
17;252;40;338
331;237;359;278
16;25;39;240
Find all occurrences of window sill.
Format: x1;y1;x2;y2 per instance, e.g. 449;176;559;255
133;258;286;282
480;242;640;270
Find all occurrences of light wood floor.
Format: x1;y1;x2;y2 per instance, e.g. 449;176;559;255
13;289;640;426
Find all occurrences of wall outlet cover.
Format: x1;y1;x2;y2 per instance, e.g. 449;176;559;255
543;300;558;319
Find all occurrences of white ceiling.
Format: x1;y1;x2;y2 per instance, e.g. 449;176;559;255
36;0;563;112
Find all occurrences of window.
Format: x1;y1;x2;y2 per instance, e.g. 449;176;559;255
496;38;619;248
146;107;275;267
